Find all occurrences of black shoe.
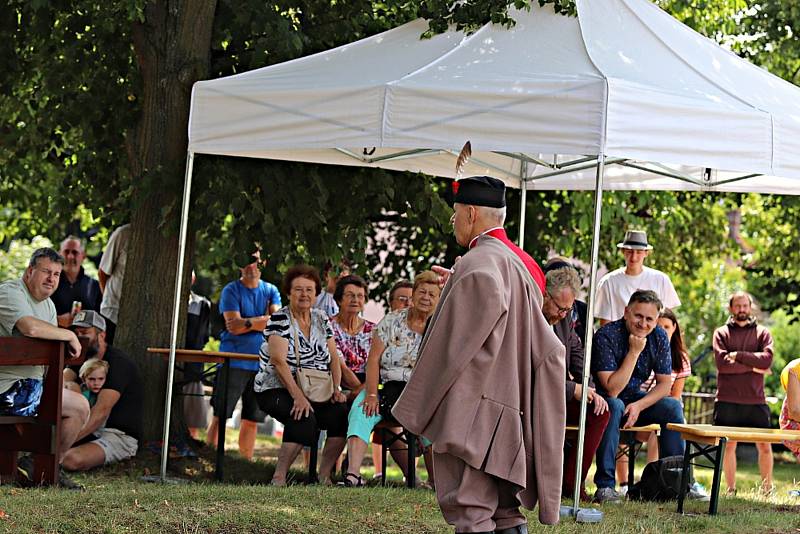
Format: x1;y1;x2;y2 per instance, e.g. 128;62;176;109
496;524;528;534
58;468;84;491
15;455;35;487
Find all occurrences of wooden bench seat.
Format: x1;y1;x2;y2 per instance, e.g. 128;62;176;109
667;423;800;515
0;337;69;486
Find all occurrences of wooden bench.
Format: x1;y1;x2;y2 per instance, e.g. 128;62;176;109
0;337;70;486
667;423;800;515
566;423;660;486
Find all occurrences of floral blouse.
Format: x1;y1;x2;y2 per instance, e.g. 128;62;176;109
331;317;375;375
376;309;423;383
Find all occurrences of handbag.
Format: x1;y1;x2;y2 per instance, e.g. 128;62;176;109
290;312;334;403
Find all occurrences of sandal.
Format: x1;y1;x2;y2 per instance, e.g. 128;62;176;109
342;473;365;487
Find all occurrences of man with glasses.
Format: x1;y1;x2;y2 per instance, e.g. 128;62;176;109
0;248;88;489
51;236;102;328
206;246;281;459
541;259;609;501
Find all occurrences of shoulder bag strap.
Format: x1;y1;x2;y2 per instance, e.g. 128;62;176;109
289;310;302;370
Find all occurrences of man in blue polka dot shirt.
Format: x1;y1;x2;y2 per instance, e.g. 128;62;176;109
590;289;685;503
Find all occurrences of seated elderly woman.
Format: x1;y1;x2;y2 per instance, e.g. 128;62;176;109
342;270;441;487
329;274;376;398
254;264;348;486
780;358;800;462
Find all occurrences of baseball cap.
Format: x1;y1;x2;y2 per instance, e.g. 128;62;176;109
71;310;107;332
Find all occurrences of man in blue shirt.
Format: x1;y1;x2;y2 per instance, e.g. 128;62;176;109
206;247;281;460
591;289;685;503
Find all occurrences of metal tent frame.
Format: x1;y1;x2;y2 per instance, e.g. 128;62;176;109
159;146;770;520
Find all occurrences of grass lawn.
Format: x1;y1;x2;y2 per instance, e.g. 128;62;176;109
1;431;798;533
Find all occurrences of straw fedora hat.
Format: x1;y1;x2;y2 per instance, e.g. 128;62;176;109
616;230;653;250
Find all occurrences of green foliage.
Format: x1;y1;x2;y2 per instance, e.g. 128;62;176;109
191;157;452;304
0;235;53;281
672;258;748;390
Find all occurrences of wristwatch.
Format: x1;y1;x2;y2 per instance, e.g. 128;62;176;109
244;318;252;329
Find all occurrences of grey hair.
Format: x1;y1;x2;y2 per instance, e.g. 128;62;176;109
545;266;581;296
477;205;506;225
627;289;663;312
29;248;64;268
60;235;85;251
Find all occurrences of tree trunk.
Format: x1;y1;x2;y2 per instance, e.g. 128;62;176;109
115;0;217;442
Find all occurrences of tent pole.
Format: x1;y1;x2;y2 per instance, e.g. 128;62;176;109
518;161;528;248
159;150;195;482
572;153;605;512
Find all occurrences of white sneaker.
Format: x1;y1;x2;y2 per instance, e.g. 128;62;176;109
618;484;628;496
688;481;710;502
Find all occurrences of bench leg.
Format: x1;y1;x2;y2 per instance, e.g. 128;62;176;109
407;432;416;489
33;453;58;486
626;433;636;486
677;441;692;514
215;360;230;482
308;430;319;484
708;437;726;515
381;428;388;487
0;451;16;484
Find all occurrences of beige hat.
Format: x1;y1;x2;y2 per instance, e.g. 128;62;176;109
617;230;653;250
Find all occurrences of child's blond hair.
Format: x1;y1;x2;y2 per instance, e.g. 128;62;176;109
79;358;109;381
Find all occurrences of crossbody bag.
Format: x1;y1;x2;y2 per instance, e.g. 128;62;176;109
290;312;334;403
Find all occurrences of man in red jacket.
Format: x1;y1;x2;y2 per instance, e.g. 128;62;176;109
712;291;774;494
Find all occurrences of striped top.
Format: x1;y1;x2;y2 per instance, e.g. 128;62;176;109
254;306;333;392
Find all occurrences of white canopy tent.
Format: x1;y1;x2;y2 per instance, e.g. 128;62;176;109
160;0;800;515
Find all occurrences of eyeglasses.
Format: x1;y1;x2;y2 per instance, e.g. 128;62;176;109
343;292;365;301
547;290;573;315
392;296;411;303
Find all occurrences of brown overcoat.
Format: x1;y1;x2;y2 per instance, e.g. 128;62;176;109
393;236;566;525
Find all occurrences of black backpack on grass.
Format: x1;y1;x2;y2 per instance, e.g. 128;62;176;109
628;455;690;501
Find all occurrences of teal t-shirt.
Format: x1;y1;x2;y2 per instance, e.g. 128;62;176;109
0;278;56;392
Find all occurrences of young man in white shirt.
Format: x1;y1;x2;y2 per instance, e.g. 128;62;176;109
594;230;680;325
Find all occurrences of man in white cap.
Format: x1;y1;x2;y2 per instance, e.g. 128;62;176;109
594;229;680;325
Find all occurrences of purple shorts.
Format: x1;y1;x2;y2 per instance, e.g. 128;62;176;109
0;378;43;417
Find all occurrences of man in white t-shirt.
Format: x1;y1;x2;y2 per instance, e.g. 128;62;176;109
98;223;131;344
594;230;680;325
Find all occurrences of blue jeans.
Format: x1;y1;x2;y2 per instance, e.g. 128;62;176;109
594;391;685;489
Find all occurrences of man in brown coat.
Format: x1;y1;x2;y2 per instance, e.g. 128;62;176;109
393;176;566;533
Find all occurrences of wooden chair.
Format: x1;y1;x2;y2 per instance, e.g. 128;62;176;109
0;337;68;486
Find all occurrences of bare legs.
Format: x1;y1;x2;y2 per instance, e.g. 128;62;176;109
756;442;774;492
60;389;90;462
271;442;303;486
346;436;369;479
271;437;345;486
318;437;346;484
238;420;258;460
346;431;416;481
206;416;220;449
723;441;774;493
